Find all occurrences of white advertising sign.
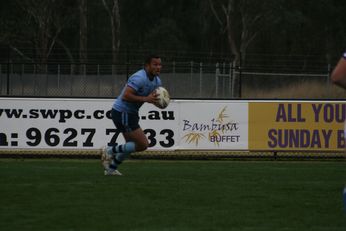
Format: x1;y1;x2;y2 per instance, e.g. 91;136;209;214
0;98;249;151
178;101;248;150
0;98;178;150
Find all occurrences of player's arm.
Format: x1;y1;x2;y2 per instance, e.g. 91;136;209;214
122;86;158;104
331;52;346;89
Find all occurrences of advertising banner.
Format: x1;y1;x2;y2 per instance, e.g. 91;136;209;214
1;98;345;152
248;101;346;151
178;101;248;150
0;98;178;150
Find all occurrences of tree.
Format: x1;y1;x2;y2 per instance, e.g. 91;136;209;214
0;1;35;62
209;0;240;63
16;0;76;68
101;0;120;73
79;0;88;73
238;0;281;64
1;0;346;67
208;0;280;65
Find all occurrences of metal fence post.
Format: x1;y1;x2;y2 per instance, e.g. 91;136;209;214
45;64;48;96
231;62;236;98
215;63;219;98
238;57;242;98
172;61;175;78
126;45;129;80
0;64;2;94
326;63;331;85
58;64;60;89
190;61;194;94
230;62;233;97
83;63;86;96
222;62;226;96
6;46;10;95
199;62;203;97
70;64;73;96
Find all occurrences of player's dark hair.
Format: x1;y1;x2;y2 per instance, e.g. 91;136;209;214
144;54;160;65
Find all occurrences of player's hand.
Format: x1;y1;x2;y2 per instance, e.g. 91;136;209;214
145;91;159;104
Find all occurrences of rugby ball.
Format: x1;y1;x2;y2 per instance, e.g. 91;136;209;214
155;87;170;109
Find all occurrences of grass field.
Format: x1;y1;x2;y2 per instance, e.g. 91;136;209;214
0;159;345;231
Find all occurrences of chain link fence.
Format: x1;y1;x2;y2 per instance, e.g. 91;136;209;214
0;62;241;98
0;61;335;99
1;46;340;98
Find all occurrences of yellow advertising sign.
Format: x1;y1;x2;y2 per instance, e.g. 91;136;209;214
249;102;346;151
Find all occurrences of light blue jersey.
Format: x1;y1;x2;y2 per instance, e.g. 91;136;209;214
113;69;162;113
